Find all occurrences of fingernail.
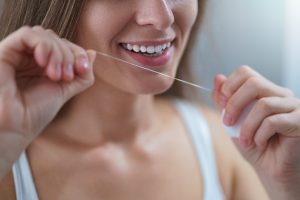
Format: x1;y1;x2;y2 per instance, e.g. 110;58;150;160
66;64;73;76
224;112;233;126
78;54;89;69
55;63;62;77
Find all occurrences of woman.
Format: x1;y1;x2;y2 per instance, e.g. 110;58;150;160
0;0;299;199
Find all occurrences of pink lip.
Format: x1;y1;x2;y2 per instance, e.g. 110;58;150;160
121;39;174;70
121;46;174;69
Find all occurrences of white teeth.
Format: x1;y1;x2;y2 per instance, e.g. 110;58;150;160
127;44;133;50
122;42;172;54
133;45;139;52
155;45;162;53
162;44;167;49
146;46;155;54
140;46;147;53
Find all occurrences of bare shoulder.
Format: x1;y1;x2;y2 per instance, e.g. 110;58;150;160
200;105;269;200
0;170;16;200
199;105;237;199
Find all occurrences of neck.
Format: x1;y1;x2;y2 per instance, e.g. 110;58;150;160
44;80;162;147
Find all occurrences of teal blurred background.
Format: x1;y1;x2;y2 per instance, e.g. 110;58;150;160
193;0;300;104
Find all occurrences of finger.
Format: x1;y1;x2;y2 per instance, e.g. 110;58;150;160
45;30;76;82
240;97;298;146
0;26;54;69
31;26;52;67
48;36;75;82
22;27;63;81
74;50;95;79
224;76;294;126
45;42;63;81
212;74;227;110
59;39;92;78
215;74;227;92
254;111;300;148
61;40;75;82
221;65;260;97
0;26;54;86
60;50;96;101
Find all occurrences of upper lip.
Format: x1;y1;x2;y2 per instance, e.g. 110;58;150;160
119;38;175;46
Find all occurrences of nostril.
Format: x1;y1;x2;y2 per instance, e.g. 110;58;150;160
135;1;174;30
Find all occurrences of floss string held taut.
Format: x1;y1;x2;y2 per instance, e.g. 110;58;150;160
94;50;249;138
94;51;212;93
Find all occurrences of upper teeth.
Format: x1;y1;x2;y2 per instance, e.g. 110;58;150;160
122;42;171;54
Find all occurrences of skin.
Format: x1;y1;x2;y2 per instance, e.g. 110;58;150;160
212;68;300;199
0;0;299;199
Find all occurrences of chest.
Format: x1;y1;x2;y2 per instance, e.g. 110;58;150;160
28;133;203;200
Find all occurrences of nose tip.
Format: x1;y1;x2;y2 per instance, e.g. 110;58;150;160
135;0;175;30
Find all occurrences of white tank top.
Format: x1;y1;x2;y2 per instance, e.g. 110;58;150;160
12;99;224;200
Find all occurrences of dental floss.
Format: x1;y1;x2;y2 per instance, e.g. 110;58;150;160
94;51;212;92
94;50;254;138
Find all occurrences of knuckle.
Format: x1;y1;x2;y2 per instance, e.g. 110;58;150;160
245;76;260;90
74;46;86;55
264;116;277;130
254;135;264;147
32;25;44;32
58;43;73;60
46;29;58;37
61;39;85;56
237;65;253;75
257;98;273;113
61;38;72;43
222;83;234;96
19;26;32;35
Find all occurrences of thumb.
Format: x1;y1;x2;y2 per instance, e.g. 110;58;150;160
60;50;96;102
212;74;227;111
86;49;97;66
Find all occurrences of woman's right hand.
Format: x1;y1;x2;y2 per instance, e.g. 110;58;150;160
0;26;96;180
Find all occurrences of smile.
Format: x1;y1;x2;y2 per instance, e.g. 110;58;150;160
121;42;172;57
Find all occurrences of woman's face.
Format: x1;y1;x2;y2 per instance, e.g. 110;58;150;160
77;0;198;94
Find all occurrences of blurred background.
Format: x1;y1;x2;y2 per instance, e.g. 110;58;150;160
192;0;300;105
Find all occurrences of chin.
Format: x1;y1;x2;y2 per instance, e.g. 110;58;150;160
133;79;175;95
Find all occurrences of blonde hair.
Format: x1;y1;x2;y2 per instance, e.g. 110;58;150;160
0;0;206;100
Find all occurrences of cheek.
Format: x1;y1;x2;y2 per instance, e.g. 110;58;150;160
173;0;198;33
76;2;132;49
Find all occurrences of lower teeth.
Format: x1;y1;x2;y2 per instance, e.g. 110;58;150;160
142;51;163;56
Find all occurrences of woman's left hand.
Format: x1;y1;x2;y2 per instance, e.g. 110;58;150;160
212;65;300;200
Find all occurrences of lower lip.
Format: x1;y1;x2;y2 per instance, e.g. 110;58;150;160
121;46;173;69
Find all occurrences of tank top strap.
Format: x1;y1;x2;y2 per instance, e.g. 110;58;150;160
172;99;224;200
12;151;39;200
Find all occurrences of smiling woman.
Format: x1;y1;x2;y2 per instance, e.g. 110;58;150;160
1;0;300;200
0;0;205;100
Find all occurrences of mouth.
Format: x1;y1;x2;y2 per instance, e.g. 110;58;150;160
120;41;172;57
118;40;175;68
